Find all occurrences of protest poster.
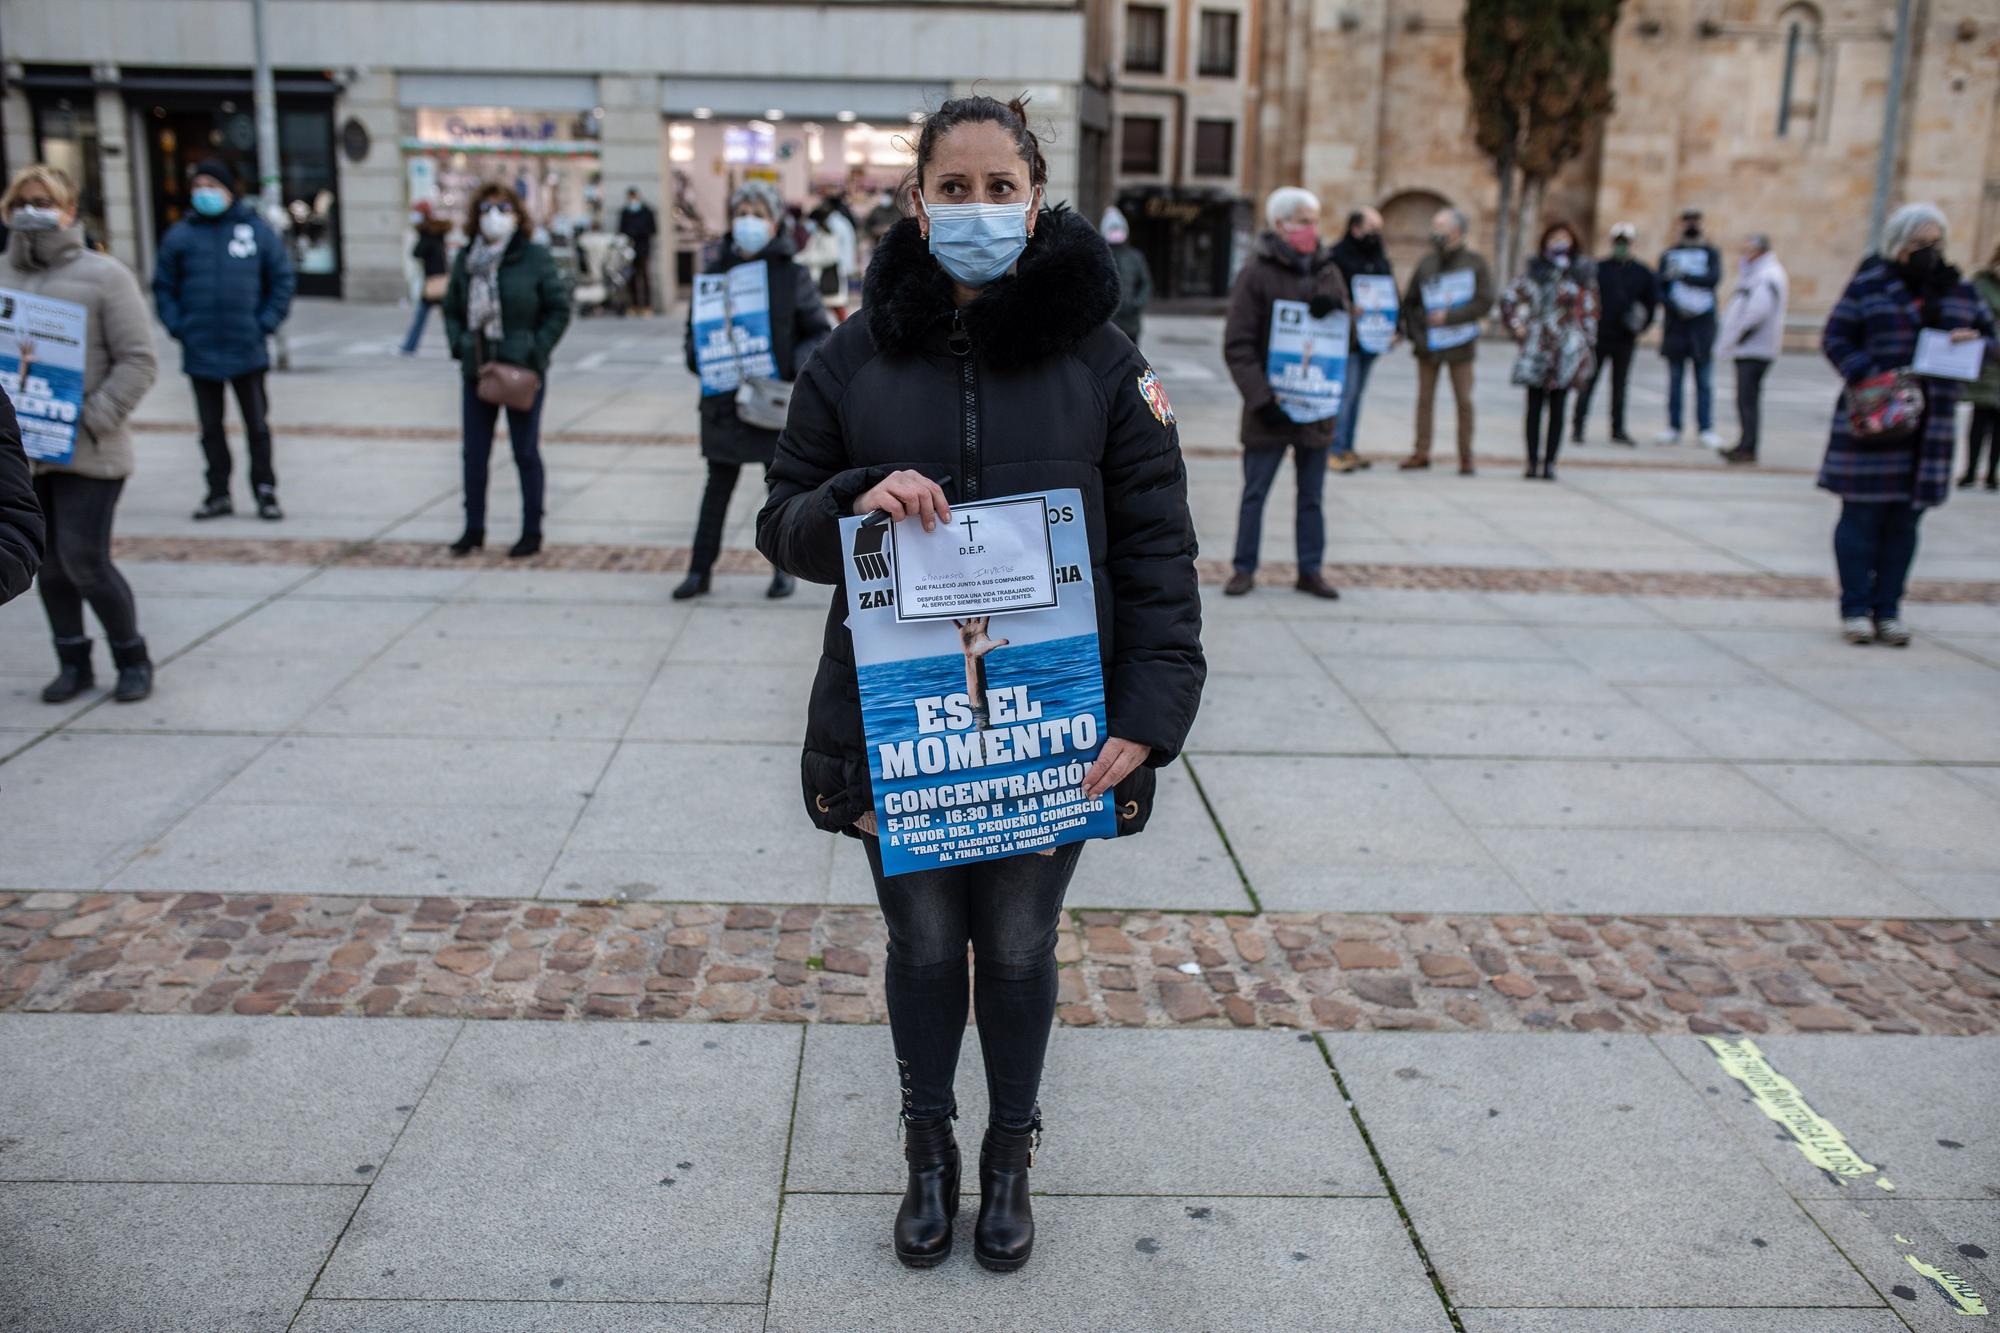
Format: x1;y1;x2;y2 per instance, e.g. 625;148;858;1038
0;286;87;465
891;493;1058;622
1663;247;1716;316
691;262;776;396
840;488;1117;875
1350;274;1398;355
1422;269;1479;353
1265;299;1348;423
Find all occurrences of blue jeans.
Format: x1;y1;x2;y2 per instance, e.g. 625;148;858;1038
1665;355;1714;433
400;302;432;353
461;377;547;536
1233;442;1328;575
1833;500;1922;620
1333;350;1376;457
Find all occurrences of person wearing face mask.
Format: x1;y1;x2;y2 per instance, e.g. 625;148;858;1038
5;165;160;699
1099;206;1152;345
1397;206;1494;473
616;188;658;316
1499;222;1600;481
1654;207;1723;448
1220;187;1349;596
440;182;571;558
150;159;294;522
1961;243;2000;491
1328;206;1395;471
1819;202;1995;646
1716;234;1789;465
398;201;452;356
674;179;833;599
1571;222;1655;445
758;94;1204;1276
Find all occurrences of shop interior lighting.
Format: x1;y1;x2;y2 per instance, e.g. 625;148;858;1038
669;124;695;140
836;110;858;123
765;109;785;121
692;107;713;120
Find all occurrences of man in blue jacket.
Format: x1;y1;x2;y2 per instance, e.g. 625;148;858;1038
151;158;295;520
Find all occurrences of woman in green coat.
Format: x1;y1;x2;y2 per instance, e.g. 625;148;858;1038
441;183;571;557
1961;244;2000;490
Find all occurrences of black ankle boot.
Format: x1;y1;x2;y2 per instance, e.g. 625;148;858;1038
671;569;712;601
894;1114;961;1268
766;570;795;599
449;528;484;556
110;638;153;704
975;1113;1040;1272
41;637;94;704
508;532;543;559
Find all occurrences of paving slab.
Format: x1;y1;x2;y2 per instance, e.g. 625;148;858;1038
202;735;615;808
785;1026;1378;1196
0;1181;360;1332
765;1193;1447;1333
1459;1310;1904;1331
314;1022;800;1303
1538;625;1770;686
1658;1035;2000;1201
1744;763;2000;875
663;602;829;665
1620;684;1918;761
1291;619;1568;662
65;647;371;734
1183;673;1395;754
0;1014;455;1182
196;595;433;658
625;662;818;744
1802;1198;1998;1332
1417;758;1808;830
292;1301;763;1332
1360;700;1706;760
1330;1034;1880;1308
1327;657;1630;706
302;673;649;740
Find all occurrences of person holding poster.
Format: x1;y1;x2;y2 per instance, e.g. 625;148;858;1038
1328;206;1396;471
1220;186;1349;598
675;179;832;600
757;94;1204;1275
3;164;159;701
1396;206;1493;473
1653;207;1723;448
1498;221;1600;481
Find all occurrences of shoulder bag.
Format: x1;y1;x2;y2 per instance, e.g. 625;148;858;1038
475;332;542;412
1846;369;1925;447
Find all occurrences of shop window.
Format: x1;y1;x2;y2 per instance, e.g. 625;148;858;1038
1121;116;1164;175
1125;5;1167;74
1198;11;1239;78
29;93;106;247
1775;2;1824;139
1193;120;1234;177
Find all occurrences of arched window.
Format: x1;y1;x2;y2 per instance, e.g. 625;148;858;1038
1776;3;1825;138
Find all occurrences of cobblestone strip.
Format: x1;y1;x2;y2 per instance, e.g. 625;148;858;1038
105;535;2000;603
3;891;1996;1036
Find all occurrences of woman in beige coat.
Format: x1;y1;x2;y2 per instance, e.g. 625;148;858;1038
3;165;159;702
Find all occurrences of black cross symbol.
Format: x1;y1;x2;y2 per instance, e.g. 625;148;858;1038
960;514;979;542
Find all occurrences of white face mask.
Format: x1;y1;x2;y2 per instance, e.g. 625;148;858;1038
479;210;518;243
10;205;63;232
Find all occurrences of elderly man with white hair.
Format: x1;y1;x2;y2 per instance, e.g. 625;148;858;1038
1220;185;1350;599
1396;205;1494;472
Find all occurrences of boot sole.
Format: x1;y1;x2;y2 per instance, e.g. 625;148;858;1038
974;1246;1031;1273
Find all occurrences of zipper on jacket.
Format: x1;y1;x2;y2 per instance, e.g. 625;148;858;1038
951;309;981;500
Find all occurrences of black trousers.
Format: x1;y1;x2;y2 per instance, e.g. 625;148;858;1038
689;458;758;574
1735;357;1772;455
1964;406;1999;483
1573;340;1634;439
33;472;138;645
1525;388;1568;472
191;372;275;498
627;253;652;312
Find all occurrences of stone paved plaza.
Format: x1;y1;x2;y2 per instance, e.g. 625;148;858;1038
2;305;1997;1330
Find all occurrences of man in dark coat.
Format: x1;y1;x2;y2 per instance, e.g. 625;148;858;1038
1572;221;1657;445
0;397;45;606
1654;206;1722;446
150;158;295;520
1100;206;1152;345
1221;188;1349;600
617;188;659;314
1327;206;1394;471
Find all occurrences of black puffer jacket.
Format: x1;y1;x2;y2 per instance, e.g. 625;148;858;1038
682;230;833;467
0;395;45;605
756;207;1206;840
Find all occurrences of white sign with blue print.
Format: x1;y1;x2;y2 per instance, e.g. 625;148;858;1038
1349;274;1399;355
691;262;776;397
1266;299;1348;423
0;287;88;466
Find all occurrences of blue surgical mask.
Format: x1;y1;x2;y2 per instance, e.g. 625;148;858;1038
191;187;230;218
731;215;772;256
923;199;1031;288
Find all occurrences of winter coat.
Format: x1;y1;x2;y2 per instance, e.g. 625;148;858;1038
1718;252;1789;362
4;225;159;481
1656;240;1721;362
756;207;1206;841
1329;233;1396;354
680;229;833;467
440;231;571;384
1223;232;1351;449
0;397;42;606
1593;255;1657;346
1111;243;1153;343
412;223;450;304
1397;244;1494;367
1818;255;1998;509
150;199;295;381
617;202;658;250
1500;256;1601;391
1967;267;2000;411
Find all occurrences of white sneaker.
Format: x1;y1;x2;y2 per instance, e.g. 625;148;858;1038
1698;430;1724;449
1841;617;1875;644
1653;428;1682;445
1874;617;1911;647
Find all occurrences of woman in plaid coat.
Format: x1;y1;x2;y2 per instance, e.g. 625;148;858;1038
1819;203;1996;645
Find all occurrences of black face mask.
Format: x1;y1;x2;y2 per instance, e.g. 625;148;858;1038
1356;231;1383;253
1682;225;1701;241
1902;244;1942;275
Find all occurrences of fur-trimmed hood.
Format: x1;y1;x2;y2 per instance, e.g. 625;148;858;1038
863;206;1121;370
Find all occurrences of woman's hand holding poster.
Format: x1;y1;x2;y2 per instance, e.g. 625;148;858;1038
840;488;1118;876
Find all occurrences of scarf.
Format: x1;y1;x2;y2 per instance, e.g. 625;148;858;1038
1894;256;1961;330
464;236;508;346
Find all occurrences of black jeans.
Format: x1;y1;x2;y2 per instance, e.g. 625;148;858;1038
1734;357;1772;454
461;377;547;536
1574;339;1634;438
191;372;275;498
863;838;1083;1130
1965;406;1999;483
33;473;138;645
689;459;747;575
1525;387;1568;472
627;253;653;311
1833;500;1922;620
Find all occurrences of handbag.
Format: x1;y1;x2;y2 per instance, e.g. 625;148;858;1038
1846;369;1926;446
421;273;449;303
474;334;542;412
735;374;794;431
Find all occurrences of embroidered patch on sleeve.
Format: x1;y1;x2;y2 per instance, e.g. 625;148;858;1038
1137;366;1175;426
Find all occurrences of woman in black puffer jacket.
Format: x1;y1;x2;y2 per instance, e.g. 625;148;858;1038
757;95;1204;1277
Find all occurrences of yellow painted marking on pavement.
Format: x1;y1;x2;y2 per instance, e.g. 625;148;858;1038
1702;1037;1891;1188
1906;1254;1989;1316
1897;1235;1915;1244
